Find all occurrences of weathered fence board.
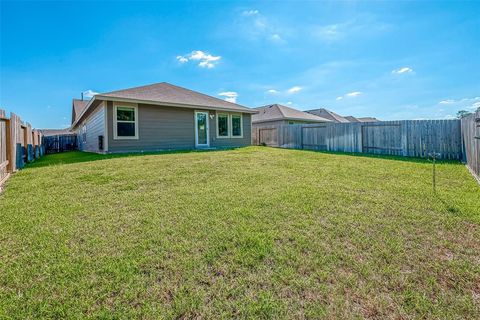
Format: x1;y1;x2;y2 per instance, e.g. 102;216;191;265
461;109;480;181
252;120;464;160
0;109;44;189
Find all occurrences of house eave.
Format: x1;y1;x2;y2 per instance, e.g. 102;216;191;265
96;95;258;114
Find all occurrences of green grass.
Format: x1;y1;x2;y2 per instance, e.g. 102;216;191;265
1;147;479;319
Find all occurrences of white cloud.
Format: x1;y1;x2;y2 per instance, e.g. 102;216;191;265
83;89;98;98
336;91;362;100
218;91;238;103
392;67;413;74
346;91;362;97
242;9;259;16
270;34;285;43
176;50;221;68
286;101;293;105
266;89;279;94
470;102;480;110
439;99;455;104
312;18;390;43
437;96;480;112
314;24;343;41
239;10;286;44
176;55;188;63
287;86;302;94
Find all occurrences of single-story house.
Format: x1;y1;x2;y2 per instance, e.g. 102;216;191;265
357;117;380;122
41;128;74;137
344;116;360;122
306;108;380;123
305;108;350;123
70;82;257;153
252;104;331;126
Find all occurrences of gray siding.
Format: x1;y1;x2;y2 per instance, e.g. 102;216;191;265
77;104;105;153
106;101;251;153
210;112;251;148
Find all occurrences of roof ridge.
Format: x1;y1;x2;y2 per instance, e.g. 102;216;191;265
161;82;248;108
101;81;168;95
102;82;249;109
276;104;288;118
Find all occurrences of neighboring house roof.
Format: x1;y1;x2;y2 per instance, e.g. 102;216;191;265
252;104;331;124
41;128;74;136
72;82;256;129
71;99;89;124
344;116;360;122
305;108;350;123
357;117;380;122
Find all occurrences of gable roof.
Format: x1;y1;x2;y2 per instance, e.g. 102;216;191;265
71;99;89;124
72;82;256;128
357;117;380;122
252;104;331;124
98;82;255;113
305;108;350;123
41;128;74;137
344;116;360;122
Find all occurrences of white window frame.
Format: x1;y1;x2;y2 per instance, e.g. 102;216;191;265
113;103;139;140
215;111;243;138
230;113;243;138
195;111;210;147
216;112;230;138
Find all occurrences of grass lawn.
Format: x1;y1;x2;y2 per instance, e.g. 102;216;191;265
1;147;479;319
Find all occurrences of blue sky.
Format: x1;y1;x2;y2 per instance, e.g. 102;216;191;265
1;0;479;128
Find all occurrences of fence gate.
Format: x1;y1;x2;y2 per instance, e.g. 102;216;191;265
302;126;327;150
259;127;278;146
362;124;403;156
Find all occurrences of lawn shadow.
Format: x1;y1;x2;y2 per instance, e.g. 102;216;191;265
25;147;243;169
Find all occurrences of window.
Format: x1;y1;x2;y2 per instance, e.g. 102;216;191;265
217;114;229;137
231;115;242;137
216;112;243;138
82;124;87;143
114;105;138;139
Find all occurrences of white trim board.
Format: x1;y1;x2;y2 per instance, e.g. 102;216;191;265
113;102;139;140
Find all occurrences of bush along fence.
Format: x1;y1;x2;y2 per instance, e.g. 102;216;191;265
461;108;480;182
0;109;44;188
253;120;463;160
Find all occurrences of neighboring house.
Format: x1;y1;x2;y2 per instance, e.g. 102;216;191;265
357;117;380;122
306;108;380;123
70;82;257;153
71;99;88;124
305;108;350;123
344;116;360;122
41;128;73;137
252;104;331;126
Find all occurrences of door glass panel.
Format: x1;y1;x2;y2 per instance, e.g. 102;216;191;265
197;113;207;145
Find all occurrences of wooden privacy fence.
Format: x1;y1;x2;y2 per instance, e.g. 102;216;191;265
253;120;463;160
461;109;480;181
0;109;44;188
43;134;77;154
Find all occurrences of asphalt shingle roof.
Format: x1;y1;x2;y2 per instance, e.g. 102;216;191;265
253;104;331;123
305;108;350;123
98;82;255;113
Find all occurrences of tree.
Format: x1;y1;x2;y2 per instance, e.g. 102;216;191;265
456;110;472;118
